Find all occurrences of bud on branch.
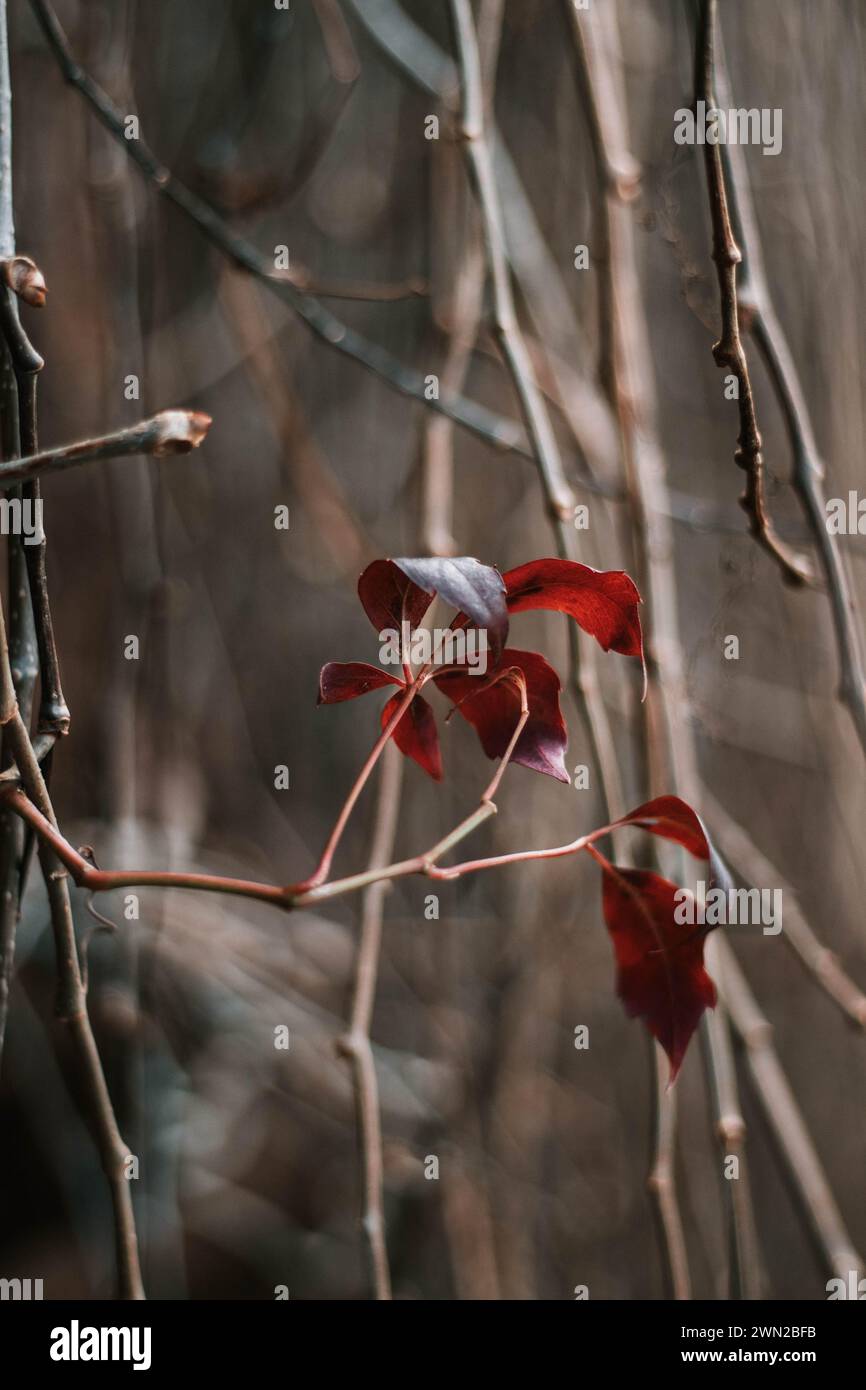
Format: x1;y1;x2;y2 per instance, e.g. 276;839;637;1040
2;255;47;307
0;409;213;486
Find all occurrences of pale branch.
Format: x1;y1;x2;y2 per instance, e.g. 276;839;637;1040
703;790;866;1029
567;0;759;1299
448;0;625;823
647;1044;691;1299
572;0;864;1301
286;268;428;303
336;741;404;1301
29;0;535;467
695;0;812;585
422;149;486;558
702;938;765;1299
0;409;212;487
708;22;866;757
33;0;836;557
719;945;863;1282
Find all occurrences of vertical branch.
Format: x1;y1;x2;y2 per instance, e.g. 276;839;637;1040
571;0;862;1297
694;0;811;585
337;741;403;1300
718;944;863;1281
448;0;625;824
708;20;866;757
702;939;765;1298
423;0;504;559
0;646;145;1295
647;1044;691;1299
0;0;35;1069
0;3;142;1296
566;0;762;1299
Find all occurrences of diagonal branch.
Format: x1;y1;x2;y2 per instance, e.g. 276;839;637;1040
29;0;540;469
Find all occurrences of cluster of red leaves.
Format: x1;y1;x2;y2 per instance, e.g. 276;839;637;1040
318;557;716;1080
318;555;645;782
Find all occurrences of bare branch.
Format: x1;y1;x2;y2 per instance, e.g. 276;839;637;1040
336;742;403;1300
29;0;539;466
695;0;812;585
647;1044;691;1299
707;20;866;756
719;944;863;1282
566;0;760;1298
448;0;626;821
0;409;212;487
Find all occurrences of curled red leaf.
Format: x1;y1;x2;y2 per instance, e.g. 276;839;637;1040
598;859;716;1082
381;690;442;780
434;647;568;782
358;559;433;637
502;558;644;678
318;661;401;705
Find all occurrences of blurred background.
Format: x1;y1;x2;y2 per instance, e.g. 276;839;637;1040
1;0;865;1300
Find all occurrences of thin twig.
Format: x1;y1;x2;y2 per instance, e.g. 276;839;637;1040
719;944;863;1281
647;1043;691;1299
0;618;144;1296
0;409;212;487
708;19;866;756
702;937;765;1298
0;0;24;1077
0;743;622;910
703;789;866;1029
336;742;403;1300
567;0;761;1299
448;0;625;822
572;0;861;1300
29;0;538;466
695;0;811;586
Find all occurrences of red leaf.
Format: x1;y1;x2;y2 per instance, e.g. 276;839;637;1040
358;559;433;637
598;861;716;1082
434;648;568;782
381;690;442;780
318;661;402;705
393;556;509;664
502;558;644;666
613;795;710;860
